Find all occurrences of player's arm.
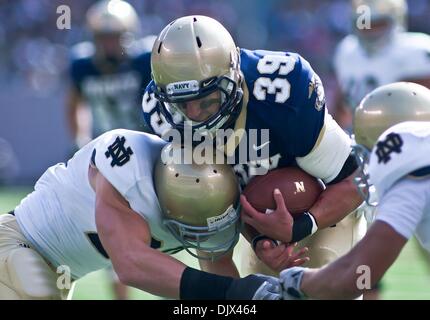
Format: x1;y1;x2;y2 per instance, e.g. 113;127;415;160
241;55;362;243
94;169;186;298
288;220;407;299
281;177;427;299
94;169;279;299
296;113;363;230
241;115;362;243
197;249;240;278
307;170;362;230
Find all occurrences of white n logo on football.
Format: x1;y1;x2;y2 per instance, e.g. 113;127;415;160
294;181;305;194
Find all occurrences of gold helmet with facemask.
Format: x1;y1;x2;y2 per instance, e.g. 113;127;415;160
150;15;243;136
86;0;141;64
154;143;241;260
86;0;141;35
352;0;407;54
353;82;430;205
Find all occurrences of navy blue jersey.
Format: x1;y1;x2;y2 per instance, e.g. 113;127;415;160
142;48;327;186
70;42;152;137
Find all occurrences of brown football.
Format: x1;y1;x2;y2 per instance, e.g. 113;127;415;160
242;167;325;216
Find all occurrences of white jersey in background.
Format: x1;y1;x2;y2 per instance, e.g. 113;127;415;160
14;130;183;279
334;32;430;109
368;122;430;253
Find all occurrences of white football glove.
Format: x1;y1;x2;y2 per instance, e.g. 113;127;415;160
252;274;282;300
279;267;309;300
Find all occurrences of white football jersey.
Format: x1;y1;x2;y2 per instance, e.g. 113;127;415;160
376;177;430;253
334;32;430;109
14;130;185;279
368;121;430;198
367;122;430;252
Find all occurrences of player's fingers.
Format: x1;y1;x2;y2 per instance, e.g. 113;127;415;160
289;257;310;267
270;244;296;263
290;247;309;260
240;195;262;218
275;249;301;271
273;189;288;213
261;247;290;270
241;212;256;227
285;242;297;255
260;242;285;260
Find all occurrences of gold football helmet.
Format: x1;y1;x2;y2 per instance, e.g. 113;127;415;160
86;0;140;35
150;15;243;136
353;82;430;205
86;1;141;65
352;0;407;53
154;144;241;260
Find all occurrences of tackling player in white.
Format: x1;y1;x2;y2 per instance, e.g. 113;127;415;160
280;82;430;299
0;129;283;300
333;0;430;130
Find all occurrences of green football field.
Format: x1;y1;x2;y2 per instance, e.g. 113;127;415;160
1;186;430;300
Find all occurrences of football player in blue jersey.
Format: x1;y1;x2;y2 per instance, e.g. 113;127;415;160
67;0;152;149
66;0;153;299
142;15;367;278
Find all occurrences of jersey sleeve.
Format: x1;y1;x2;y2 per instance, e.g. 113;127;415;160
296;111;352;183
375;177;428;240
92;130;143;197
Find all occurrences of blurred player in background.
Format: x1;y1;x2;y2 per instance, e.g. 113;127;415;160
67;0;153;300
67;0;152;149
281;82;430;300
333;0;430;298
333;0;430;131
142;16;366;283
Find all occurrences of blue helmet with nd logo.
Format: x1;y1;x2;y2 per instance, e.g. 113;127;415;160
150;16;243;136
